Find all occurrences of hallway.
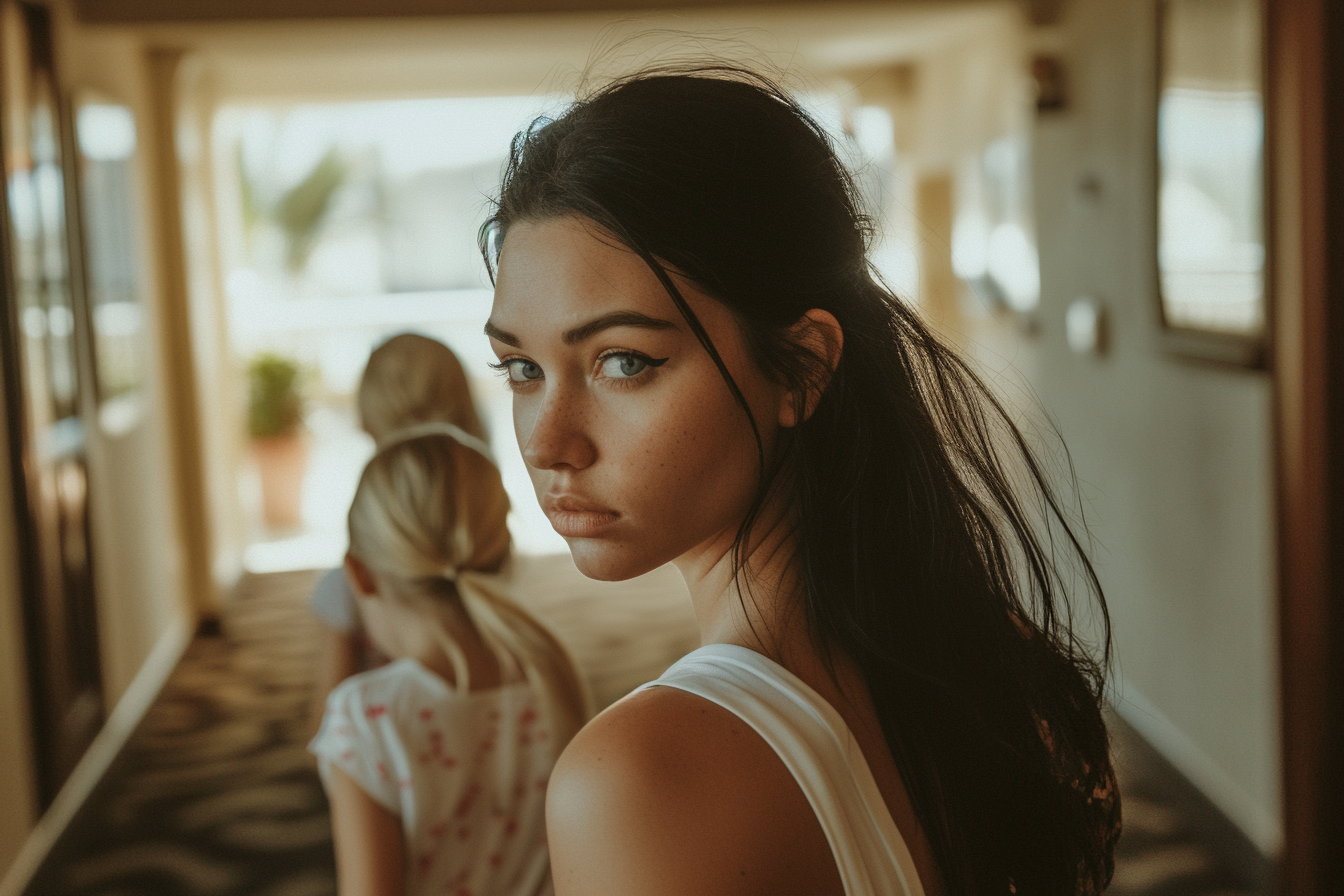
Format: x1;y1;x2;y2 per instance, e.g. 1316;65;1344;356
24;568;1272;896
8;0;1344;890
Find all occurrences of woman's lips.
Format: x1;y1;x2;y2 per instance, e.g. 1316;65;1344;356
544;495;620;538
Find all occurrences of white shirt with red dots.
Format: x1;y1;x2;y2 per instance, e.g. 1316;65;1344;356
310;657;555;896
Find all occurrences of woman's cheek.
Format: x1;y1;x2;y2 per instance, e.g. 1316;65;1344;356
645;390;754;518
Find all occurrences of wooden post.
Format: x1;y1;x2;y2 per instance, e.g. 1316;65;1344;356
1268;0;1344;889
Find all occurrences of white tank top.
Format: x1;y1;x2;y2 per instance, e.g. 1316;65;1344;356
637;643;926;896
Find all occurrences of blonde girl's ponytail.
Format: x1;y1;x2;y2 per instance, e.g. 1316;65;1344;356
347;431;591;752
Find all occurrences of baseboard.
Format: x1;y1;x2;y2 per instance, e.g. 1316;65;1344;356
0;613;192;896
1110;679;1282;857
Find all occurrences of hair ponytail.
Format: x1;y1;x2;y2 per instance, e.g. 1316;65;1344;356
452;569;589;749
348;432;591;753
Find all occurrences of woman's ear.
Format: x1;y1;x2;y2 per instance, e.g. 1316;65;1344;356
779;309;844;427
344;553;379;598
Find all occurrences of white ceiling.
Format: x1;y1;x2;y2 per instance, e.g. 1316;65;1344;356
104;1;1017;103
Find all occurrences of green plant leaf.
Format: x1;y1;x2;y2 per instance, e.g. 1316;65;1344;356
274;149;349;274
246;352;306;438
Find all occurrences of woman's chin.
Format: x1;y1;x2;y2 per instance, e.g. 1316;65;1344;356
564;538;663;582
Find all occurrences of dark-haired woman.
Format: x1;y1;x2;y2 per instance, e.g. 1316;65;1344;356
482;69;1119;896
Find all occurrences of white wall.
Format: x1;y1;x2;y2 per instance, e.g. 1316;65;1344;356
57;23;195;717
978;0;1279;853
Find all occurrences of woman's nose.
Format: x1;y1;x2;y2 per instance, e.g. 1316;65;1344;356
519;387;597;471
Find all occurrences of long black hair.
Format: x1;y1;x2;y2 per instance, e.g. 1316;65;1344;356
482;67;1120;895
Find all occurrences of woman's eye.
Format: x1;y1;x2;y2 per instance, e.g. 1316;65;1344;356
599;353;650;379
497;359;543;383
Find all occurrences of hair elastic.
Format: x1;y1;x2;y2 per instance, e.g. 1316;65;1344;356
375;421;497;467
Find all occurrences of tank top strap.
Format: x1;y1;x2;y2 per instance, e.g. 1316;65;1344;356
636;644;925;896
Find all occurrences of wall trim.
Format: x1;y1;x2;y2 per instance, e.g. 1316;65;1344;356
1112;678;1282;857
0;613;191;896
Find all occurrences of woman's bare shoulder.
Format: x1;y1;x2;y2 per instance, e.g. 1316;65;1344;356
546;685;843;896
551;684;764;800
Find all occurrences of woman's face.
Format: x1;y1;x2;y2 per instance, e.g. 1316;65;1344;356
487;216;787;581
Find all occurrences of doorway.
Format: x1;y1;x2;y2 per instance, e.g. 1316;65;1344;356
0;0;103;809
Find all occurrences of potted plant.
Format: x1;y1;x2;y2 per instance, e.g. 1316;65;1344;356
247;352;308;530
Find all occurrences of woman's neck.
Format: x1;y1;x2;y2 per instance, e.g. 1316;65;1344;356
673;494;804;659
674;496;882;740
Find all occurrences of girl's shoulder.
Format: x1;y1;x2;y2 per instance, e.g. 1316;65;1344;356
327;657;439;703
325;659;537;726
323;659;448;725
546;684;844;896
316;660;432;740
313;660;540;779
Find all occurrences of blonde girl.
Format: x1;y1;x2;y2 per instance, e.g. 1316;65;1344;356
308;333;490;730
309;426;589;896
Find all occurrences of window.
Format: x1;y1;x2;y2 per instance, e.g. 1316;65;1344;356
1156;0;1267;367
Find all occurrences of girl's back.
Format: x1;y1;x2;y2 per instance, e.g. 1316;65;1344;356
314;659;554;896
311;429;589;896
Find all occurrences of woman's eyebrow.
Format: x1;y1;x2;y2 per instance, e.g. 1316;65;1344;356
560;311;677;345
484;311;677;348
484;320;520;347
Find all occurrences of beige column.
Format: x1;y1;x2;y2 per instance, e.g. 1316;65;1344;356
144;47;219;620
914;173;966;348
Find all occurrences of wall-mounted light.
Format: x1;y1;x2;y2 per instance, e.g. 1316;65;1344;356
1065;296;1107;356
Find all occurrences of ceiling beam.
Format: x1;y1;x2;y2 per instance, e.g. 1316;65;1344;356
72;0;897;24
73;0;1051;26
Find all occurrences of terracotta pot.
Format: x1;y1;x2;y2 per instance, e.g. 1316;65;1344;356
251;434;309;530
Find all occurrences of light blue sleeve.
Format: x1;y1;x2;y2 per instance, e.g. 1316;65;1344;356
309;566;357;633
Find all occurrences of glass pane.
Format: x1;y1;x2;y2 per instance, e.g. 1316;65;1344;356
1157;0;1265;337
76;101;146;402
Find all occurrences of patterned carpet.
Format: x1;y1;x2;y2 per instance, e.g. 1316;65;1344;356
26;570;336;896
23;565;1274;895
